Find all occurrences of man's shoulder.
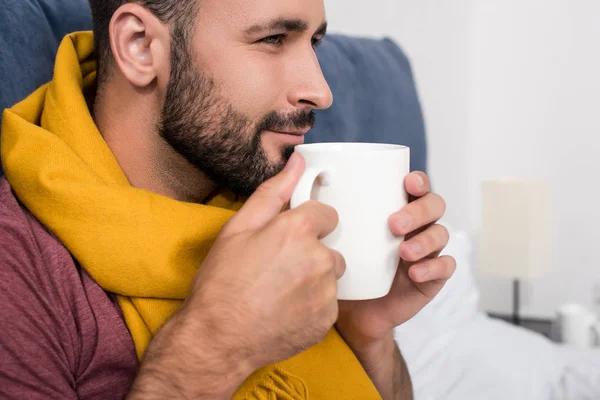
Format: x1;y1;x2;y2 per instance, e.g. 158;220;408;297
0;176;37;247
0;176;76;287
0;176;62;255
0;178;139;398
0;176;25;220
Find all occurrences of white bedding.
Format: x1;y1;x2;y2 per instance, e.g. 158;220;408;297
394;225;600;400
555;346;600;400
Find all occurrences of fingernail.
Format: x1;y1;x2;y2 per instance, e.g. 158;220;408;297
413;264;429;280
284;153;298;171
406;242;421;255
415;173;425;187
392;212;413;232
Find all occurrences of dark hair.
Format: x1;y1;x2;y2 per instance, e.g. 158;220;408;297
88;0;198;86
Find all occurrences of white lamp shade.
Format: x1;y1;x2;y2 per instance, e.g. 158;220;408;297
479;179;552;279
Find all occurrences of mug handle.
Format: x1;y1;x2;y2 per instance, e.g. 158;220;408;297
290;167;332;209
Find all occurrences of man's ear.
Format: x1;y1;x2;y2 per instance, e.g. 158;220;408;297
109;3;170;88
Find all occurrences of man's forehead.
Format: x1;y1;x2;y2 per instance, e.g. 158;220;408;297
198;0;327;31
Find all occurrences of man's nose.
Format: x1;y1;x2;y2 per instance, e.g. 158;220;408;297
286;51;333;111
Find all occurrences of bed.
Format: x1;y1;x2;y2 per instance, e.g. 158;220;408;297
394;225;600;400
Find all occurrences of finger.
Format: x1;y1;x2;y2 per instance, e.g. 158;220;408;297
224;152;305;235
388;193;446;236
399;224;450;262
404;171;430;199
408;255;456;284
286;200;339;239
330;249;346;279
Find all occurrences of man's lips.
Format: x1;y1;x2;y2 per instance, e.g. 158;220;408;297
267;127;311;136
264;129;307;145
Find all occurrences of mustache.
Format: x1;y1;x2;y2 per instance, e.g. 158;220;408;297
257;110;316;133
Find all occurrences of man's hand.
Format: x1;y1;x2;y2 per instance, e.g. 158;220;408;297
129;153;346;399
188;152;346;369
335;171;455;399
336;171;454;346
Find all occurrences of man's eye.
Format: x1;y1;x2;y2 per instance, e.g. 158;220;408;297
312;37;323;48
260;34;287;46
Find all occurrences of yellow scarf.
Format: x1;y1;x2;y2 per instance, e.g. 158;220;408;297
1;32;380;399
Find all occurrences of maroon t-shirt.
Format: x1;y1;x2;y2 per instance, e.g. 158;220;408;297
0;177;138;399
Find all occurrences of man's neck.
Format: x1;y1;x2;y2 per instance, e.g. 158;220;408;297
92;79;217;203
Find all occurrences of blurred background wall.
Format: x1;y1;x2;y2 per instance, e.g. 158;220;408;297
325;0;600;319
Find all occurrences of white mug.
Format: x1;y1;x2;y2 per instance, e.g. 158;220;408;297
556;303;600;348
291;142;410;300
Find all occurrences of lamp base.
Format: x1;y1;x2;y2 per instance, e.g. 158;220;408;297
513;278;520;326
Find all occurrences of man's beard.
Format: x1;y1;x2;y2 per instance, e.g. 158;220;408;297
158;33;315;196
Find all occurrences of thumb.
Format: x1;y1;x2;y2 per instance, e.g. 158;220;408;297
223;152;305;235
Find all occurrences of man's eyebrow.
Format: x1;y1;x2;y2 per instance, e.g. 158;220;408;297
245;19;328;36
315;22;328;37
